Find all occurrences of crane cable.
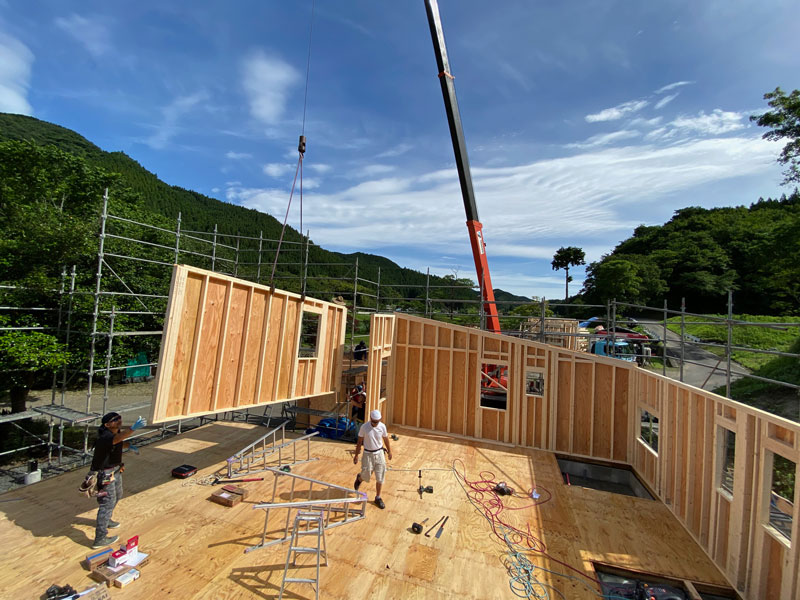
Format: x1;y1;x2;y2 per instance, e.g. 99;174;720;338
269;0;316;291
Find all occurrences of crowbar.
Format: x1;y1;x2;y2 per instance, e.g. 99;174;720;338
435;515;449;539
424;515;445;537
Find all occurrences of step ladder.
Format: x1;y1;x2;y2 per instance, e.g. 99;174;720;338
279;511;328;600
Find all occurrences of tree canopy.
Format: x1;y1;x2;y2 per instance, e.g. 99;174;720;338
551;246;585;300
751;87;800;185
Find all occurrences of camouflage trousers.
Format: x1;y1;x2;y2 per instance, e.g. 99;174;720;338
95;469;123;541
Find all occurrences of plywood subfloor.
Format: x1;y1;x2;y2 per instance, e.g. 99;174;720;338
0;422;730;599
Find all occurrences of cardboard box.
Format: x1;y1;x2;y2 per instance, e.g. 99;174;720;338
210;489;242;507
109;549;128;567
114;568;140;588
80;586;112;600
84;547;113;570
126;551;149;569
221;484;249;500
91;562;133;587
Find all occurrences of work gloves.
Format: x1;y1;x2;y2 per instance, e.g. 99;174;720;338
131;416;147;430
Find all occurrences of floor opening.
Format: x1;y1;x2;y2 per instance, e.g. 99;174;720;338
557;456;654;499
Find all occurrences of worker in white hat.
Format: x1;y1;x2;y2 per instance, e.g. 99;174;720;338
352;409;392;509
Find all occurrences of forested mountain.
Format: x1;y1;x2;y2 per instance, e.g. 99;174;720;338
580;196;800;315
0;112;504;302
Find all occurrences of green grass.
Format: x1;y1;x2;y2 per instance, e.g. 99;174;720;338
667;314;800;371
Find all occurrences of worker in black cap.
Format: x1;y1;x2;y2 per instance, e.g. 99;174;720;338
89;412;146;548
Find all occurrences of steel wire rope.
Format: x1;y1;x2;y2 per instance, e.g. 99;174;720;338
269;0;316;289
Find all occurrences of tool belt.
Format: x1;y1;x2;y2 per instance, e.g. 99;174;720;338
99;464;122;486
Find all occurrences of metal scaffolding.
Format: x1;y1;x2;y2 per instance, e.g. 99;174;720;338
2;190;799;477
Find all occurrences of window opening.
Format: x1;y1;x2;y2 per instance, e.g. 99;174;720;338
480;363;507;410
298;311;320;358
769;453;796;540
640;409;658;453
379;359;388;399
719;428;735;494
525;370;544;396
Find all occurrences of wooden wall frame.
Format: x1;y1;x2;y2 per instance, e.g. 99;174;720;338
150;265;346;423
376;312;800;600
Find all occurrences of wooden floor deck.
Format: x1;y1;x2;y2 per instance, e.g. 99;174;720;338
0;422;731;599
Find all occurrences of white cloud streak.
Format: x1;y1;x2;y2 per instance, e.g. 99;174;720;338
263;163;294;177
654;93;679;109
585;99;648;122
0;32;34;115
147;92;208;149
566;130;639;149
54;14;112;57
670;109;746;135
229;136;778;263
655;81;693;94
241;51;300;126
226;151;252;160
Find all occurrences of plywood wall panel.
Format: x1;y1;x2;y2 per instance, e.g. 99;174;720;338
556;360;573;453
592;364;613;458
612;370;629;462
216;283;249;409
152;265;345;423
450;351;466;435
166;271;204;418
572;361;593;456
189;277;227;414
435;349;450;432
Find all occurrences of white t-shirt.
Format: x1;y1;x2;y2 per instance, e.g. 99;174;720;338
358;421;387;452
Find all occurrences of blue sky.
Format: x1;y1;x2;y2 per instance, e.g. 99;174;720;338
1;1;797;299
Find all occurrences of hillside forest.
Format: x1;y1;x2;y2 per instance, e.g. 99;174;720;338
1;87;799;413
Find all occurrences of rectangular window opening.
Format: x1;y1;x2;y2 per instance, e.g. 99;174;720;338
558;456;653;499
525;370;545;396
640;408;659;454
769;453;796;541
298;312;321;358
720;428;735;495
480;363;507;410
379;359;388;399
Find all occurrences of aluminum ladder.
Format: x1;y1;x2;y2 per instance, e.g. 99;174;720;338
279;510;328;600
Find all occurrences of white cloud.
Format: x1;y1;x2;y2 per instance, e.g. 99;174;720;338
229;136;778;269
629;117;663;128
654;93;679;109
54;14;111;58
309;163;332;174
0;32;34;115
670;109;746;135
359;164;396;177
566;130;639;149
241;51;300;125
226;151;252;160
146;92;208;149
263;163;294;177
585;99;648;122
377;143;413;158
655;81;693;94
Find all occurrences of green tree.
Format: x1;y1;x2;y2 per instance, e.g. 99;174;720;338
0;320;70;412
751;87;800;185
551;246;585;300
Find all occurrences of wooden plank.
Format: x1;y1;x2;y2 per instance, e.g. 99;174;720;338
592;363;613;458
420;348;435;430
238;289;266;406
555;359;572;453
216;283;248;410
164;271;202;419
450;350;466;436
572;361;592;456
189;276;226;415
